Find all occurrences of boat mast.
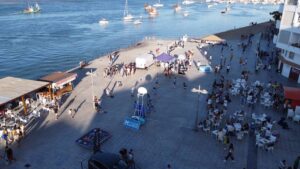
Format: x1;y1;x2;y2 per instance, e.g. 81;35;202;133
124;0;128;17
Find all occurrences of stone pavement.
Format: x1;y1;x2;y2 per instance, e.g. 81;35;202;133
1;25;300;169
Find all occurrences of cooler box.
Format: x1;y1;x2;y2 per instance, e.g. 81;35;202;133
124;116;145;130
199;65;212;73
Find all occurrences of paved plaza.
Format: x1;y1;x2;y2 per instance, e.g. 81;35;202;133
1;23;300;169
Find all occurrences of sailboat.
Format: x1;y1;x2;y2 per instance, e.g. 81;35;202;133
99;18;109;25
123;0;133;21
182;1;189;17
153;0;164;7
23;2;41;14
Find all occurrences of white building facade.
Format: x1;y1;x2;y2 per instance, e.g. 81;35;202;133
275;0;300;83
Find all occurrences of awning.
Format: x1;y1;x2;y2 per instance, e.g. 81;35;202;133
284;86;300;101
200;34;225;42
39;72;77;87
0;77;49;106
156;53;175;63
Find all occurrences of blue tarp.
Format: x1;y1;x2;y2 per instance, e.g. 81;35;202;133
156;53;175;63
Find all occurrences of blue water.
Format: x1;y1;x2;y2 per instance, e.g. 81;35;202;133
0;0;278;79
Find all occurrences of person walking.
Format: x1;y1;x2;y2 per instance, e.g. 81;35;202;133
224;143;234;162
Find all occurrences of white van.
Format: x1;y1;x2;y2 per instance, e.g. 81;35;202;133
135;54;154;69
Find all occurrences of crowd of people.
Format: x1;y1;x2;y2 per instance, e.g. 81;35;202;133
195;22;298;166
103;62;137;78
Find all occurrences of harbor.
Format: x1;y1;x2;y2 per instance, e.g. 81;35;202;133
1;21;300;169
0;0;277;79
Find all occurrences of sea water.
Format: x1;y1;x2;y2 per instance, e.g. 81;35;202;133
0;0;278;79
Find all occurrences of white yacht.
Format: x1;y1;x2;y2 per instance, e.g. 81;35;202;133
182;0;195;5
23;2;41;14
99;18;109;25
183;11;189;17
153;0;164;7
133;19;142;25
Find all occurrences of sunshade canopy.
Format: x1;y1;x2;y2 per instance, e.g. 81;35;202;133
156;53;174;63
0;77;49;106
284;87;300;101
39;71;77;87
201;34;225;42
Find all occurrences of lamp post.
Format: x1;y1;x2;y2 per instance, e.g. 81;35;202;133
86;69;97;102
191;85;208;132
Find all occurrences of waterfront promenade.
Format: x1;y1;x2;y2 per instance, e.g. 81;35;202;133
1;23;300;169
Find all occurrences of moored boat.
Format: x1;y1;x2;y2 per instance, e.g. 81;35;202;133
182;0;195;5
23;2;41;14
99;18;109;25
153;0;164;7
133;19;142;25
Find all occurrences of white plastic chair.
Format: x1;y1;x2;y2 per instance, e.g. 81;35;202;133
287;109;295;119
293;114;300;123
237;132;244;140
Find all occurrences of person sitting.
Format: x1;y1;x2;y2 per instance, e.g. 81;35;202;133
217;129;225;142
278;117;289;130
242;122;249;133
197;121;204;129
279;159;287;169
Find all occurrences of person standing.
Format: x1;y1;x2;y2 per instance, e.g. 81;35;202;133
173;77;177;88
226;65;231;74
128;149;135;169
224;143;234;162
131;87;135;97
220;55;224;66
5;146;15;164
183;82;187;90
279;159;287;169
230;53;234;62
16;126;23;146
294;156;300;169
68;108;76;118
53;106;58;120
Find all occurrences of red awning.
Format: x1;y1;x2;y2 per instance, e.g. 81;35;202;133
284;87;300;101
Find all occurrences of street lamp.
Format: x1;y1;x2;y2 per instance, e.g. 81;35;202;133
191;85;208;132
86;69;97;102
